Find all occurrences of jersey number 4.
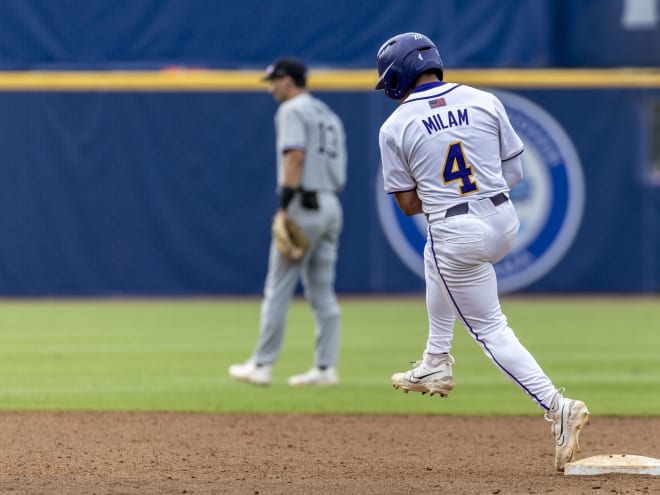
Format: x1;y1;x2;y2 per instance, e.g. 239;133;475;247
442;142;478;195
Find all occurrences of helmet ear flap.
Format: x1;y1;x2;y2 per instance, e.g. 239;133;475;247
390;72;399;92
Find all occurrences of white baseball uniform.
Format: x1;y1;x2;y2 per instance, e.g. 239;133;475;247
379;81;559;412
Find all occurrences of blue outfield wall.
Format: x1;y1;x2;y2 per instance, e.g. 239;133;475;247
0;84;657;295
0;1;657;296
0;0;658;69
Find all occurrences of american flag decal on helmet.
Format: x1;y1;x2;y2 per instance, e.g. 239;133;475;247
429;98;446;108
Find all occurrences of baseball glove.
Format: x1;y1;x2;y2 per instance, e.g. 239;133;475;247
272;215;309;261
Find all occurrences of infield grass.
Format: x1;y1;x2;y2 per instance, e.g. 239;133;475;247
0;296;658;416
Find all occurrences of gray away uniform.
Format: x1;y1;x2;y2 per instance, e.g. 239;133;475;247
252;93;347;368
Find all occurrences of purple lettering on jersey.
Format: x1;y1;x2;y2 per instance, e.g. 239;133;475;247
422;116;439;134
458;108;469;125
432;114;447;130
421;109;469;135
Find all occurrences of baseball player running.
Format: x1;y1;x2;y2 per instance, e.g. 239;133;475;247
374;32;589;471
229;58;347;387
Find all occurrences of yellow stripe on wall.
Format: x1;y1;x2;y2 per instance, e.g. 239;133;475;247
0;69;658;91
314;69;660;89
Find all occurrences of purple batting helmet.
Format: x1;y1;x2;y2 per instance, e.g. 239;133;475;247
375;32;444;100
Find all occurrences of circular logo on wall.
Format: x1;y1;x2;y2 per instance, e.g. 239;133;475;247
376;90;585;293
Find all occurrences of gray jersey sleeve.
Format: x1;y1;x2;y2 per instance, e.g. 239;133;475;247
276;104;306;153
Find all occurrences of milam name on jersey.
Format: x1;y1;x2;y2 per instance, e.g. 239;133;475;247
420;108;469;135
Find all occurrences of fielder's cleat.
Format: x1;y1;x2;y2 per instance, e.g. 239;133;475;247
288;366;339;387
545;395;590;471
228;360;272;386
391;354;455;397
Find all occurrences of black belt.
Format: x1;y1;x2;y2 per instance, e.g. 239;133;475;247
445;192;509;218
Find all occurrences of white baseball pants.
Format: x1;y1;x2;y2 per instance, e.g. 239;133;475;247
424;197;559;411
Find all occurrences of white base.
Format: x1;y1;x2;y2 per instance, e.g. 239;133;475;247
565;454;660;476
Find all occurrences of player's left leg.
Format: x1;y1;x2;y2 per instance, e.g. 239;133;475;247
390;234;456;397
424;235;456;355
430;200;558;411
252;242;304;365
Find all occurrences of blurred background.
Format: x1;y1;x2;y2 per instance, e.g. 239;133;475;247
0;0;657;296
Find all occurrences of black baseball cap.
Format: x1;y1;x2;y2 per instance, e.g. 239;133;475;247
262;58;307;86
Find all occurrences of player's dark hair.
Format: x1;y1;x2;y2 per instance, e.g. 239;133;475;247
423;68;444;81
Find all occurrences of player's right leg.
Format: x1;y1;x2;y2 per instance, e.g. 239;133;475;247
290;194;342;387
545;393;590;471
435;229;559;410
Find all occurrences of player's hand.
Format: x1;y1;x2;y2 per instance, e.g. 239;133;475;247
271;211;309;261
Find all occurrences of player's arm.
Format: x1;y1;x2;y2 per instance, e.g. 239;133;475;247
281;149;304;187
494;95;524;190
393;189;423;216
379;130;421;215
502;153;523;189
278;149;305;213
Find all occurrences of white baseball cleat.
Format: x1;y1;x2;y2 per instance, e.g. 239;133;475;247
546;396;590;471
288;366;339;387
391;354;455;397
228;360;272;386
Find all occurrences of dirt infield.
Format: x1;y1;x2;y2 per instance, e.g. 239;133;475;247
0;412;658;494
